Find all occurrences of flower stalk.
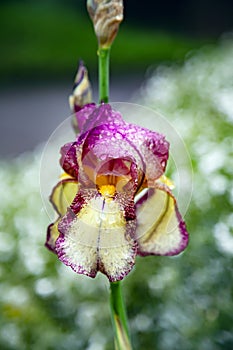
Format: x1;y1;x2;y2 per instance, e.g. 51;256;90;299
87;0;123;103
45;2;189;349
98;47;110;103
110;282;132;350
94;2;131;348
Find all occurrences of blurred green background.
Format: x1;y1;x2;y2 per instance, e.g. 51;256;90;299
0;1;233;349
0;0;222;83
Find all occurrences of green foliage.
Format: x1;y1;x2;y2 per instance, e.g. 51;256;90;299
0;2;208;82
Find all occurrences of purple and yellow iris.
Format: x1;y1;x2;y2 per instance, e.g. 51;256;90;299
46;103;189;282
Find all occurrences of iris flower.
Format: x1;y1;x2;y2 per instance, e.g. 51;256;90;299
46;103;188;282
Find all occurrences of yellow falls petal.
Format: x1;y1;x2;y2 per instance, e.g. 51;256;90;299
50;179;79;216
56;194;136;281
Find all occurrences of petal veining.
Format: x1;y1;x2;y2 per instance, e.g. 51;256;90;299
56;189;137;281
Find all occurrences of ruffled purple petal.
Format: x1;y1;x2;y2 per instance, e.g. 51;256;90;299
60;142;79;179
124;124;169;184
74;103;96;133
75;103;123;134
61;104;169;191
135;185;188;256
79;104;169;185
80;122;144;190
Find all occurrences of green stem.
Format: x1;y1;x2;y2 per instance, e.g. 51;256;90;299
98;43;131;350
110;281;132;350
98;47;110;103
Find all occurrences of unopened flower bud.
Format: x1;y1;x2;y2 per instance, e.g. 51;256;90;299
87;0;123;48
69;62;92;133
69;61;92;113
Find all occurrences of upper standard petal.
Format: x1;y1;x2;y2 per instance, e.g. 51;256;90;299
123;123;169;185
75;103;123;134
60;142;79;179
61;104;170;191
